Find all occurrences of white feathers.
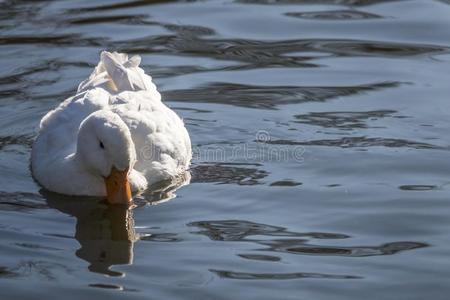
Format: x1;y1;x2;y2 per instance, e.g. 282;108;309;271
77;51;158;94
31;51;192;197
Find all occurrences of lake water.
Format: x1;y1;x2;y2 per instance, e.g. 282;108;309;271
1;0;450;299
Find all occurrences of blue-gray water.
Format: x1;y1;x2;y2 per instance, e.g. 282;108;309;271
1;0;450;299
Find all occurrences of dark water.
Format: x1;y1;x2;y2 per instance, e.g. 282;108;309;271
1;0;450;299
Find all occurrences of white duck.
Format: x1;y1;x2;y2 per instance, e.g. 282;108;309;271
31;51;192;204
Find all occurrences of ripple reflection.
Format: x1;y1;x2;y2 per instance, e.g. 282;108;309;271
236;0;406;6
190;220;428;258
265;136;439;149
286;10;382;20
294;110;397;130
164;82;399;109
191;163;268;185
210;269;361;280
42;175;189;276
45;195;137;277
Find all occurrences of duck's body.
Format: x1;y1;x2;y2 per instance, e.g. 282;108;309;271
31;51;191;201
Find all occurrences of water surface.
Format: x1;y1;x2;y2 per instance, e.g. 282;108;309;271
1;0;450;299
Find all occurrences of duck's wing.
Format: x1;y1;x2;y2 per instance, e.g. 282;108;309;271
110;90;192;184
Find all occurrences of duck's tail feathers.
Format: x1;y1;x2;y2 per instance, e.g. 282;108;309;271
77;51;157;94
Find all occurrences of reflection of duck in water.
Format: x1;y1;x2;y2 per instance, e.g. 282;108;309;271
44;192;137;276
42;175;189;276
75;205;137;276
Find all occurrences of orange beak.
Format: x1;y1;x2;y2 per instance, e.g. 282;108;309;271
104;167;132;205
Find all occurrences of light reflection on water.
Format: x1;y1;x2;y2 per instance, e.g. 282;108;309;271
1;0;450;299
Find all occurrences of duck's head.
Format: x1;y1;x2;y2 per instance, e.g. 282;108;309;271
77;110;136;205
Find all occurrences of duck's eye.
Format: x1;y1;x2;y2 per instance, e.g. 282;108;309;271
99;141;105;149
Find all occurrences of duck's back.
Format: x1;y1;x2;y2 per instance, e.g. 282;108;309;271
111;90;191;184
96;51;192;183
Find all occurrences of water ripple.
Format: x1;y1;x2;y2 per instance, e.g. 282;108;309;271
0;192;46;211
261;240;428;257
286;10;383;20
191;163;268;185
0;34;107;47
210;269;362;280
399;185;438;191
294;110;398;129
265;136;439;149
0;0;447;297
0;261;72;281
66;0;180;13
236;0;407;6
0;135;34;150
270;180;302;187
189;220;350;241
237;254;281;261
68;14;152;25
122;37;448;68
190;220;428;258
164;82;399;109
